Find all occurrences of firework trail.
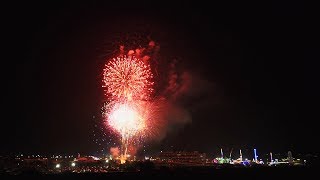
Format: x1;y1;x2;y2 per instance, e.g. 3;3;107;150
100;38;192;163
102;55;154;163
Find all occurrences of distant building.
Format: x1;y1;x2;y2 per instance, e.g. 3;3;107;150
75;156;100;163
157;151;206;166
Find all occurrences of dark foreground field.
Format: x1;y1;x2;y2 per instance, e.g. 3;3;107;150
1;166;317;179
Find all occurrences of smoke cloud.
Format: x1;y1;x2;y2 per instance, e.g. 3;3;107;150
110;147;120;157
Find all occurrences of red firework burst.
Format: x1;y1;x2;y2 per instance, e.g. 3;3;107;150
103;55;154;101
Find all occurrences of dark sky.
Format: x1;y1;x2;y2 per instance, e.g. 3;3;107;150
3;2;314;157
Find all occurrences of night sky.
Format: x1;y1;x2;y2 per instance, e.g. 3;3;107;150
3;2;313;157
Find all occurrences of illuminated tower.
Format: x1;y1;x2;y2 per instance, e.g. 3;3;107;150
220;148;224;158
288;151;293;164
254;149;258;163
270;152;273;163
239;149;243;161
229;148;233;159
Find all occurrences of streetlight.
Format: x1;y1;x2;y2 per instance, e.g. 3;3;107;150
55;164;61;168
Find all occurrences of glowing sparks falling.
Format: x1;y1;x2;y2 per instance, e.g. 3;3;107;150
103;56;153;101
107;102;145;139
102;55;154;163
